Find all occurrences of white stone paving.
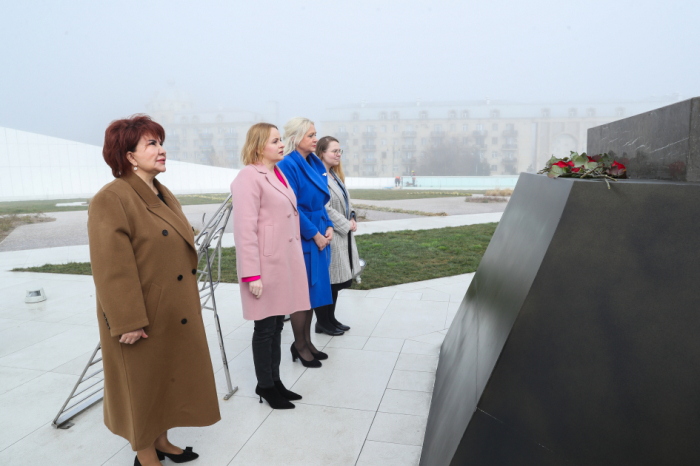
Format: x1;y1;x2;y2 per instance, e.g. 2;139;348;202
0;268;473;466
0;213;493;465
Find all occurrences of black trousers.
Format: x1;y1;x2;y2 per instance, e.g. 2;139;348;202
252;315;284;388
316;280;351;319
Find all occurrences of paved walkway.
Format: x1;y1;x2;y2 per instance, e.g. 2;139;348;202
353;196;508;216
0;268;472;466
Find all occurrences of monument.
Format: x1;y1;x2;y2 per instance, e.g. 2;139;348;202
421;99;700;465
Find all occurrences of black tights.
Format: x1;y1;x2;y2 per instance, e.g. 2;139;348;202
290;309;317;361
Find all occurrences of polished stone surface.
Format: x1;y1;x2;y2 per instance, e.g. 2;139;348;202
587;97;700;181
422;173;700;465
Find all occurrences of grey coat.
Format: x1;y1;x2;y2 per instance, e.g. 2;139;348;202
326;173;361;284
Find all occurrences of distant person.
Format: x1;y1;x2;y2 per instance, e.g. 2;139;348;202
394;175;401;188
315;136;360;335
230;122;310;409
411;170;417;186
88;114;220;466
277;117;333;367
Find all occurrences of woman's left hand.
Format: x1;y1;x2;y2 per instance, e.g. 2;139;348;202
325;227;334;242
350;219;357;232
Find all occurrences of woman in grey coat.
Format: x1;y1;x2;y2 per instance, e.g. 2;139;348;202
314;136;361;335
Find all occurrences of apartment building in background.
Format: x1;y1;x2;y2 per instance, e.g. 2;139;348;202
321;96;679;177
145;87;278;168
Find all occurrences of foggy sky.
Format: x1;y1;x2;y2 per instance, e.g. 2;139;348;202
1;0;698;146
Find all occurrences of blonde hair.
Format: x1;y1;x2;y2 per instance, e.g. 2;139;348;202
241;123;277;165
283;117;314;156
316;136;346;183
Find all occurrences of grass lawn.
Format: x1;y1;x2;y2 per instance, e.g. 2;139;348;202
349;189;482;201
13;223;497;289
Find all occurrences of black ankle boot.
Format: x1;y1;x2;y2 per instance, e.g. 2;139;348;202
256;385;295;409
314;307;344;335
274;380;302;400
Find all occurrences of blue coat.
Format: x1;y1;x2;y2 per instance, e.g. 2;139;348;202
277;151;333;308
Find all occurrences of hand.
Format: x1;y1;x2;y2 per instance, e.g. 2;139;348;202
325;227;334;242
313;232;329;251
119;328;148;345
249;279;263;299
350;219;357;232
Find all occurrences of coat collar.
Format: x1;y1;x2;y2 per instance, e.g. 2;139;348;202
250;163;297;211
123;173;196;252
287;150;329;195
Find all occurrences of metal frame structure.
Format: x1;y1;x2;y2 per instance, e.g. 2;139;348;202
52;195;237;428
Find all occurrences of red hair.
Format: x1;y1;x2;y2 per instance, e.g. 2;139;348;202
103;114;166;178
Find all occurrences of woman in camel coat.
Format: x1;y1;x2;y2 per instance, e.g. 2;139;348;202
231;122;310;409
88;115;219;466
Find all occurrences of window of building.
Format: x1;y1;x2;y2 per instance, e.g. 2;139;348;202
434;124;442;132
393;139;399;145
450;124;456;132
586;108;596;117
419;111;428;119
506;123;515;131
227;127;235;134
381;125;387;132
449;110;457;119
492;151;499;158
340;126;346;132
192;116;199;123
475;124;484;131
216;114;224;123
492;137;498;144
462;124;468;132
615;107;625;117
219;139;224;146
393;125;399;132
421;138;427;145
382;152;387;159
541;108;550;118
461;110;470;118
367;125;375;132
492;123;498;131
381;139;386;145
180;116;188;124
391;111;400;120
490;110;500;118
353;126;359;133
353;153;358;159
462;137;469;144
352;112;359;120
379;112;387;120
405;124;414;131
568;108;578;117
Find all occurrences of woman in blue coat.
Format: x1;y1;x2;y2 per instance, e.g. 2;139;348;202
277;117;334;367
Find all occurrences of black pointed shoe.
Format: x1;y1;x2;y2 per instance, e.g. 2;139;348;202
255;384;295;409
290;343;322;367
315;322;344;336
155;446;199;463
274;380;302;400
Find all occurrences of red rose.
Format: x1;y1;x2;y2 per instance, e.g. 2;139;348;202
553;161;568;169
587;156;596;162
571;167;581;173
612;161;625;170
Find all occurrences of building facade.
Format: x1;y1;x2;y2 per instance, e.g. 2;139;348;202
321;96;680;177
145;88;278;168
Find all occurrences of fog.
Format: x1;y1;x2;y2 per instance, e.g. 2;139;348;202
1;0;698;145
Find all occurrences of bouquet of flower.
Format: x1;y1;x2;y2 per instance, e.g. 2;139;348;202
538;152;627;188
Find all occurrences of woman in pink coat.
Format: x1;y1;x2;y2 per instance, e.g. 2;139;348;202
230;123;310;409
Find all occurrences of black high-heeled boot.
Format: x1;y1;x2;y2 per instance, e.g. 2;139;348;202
274;380;302;400
314;307;344;336
255;385;295;409
290;343;322;367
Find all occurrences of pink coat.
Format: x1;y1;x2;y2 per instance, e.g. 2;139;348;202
230;163;311;320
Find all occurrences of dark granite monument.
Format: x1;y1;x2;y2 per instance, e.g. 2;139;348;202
421;100;700;465
587;97;700;181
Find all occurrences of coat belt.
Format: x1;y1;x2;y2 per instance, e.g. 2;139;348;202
301;207;330;286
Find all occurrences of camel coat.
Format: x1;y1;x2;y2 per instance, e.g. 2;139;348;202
230;164;310;320
87;173;220;451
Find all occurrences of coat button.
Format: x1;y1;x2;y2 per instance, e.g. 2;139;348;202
162;230;168;236
294;212;298;216
178;275;183;281
181;318;187;324
289;237;292;242
192;269;196;275
296;235;299;240
287;213;291;218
